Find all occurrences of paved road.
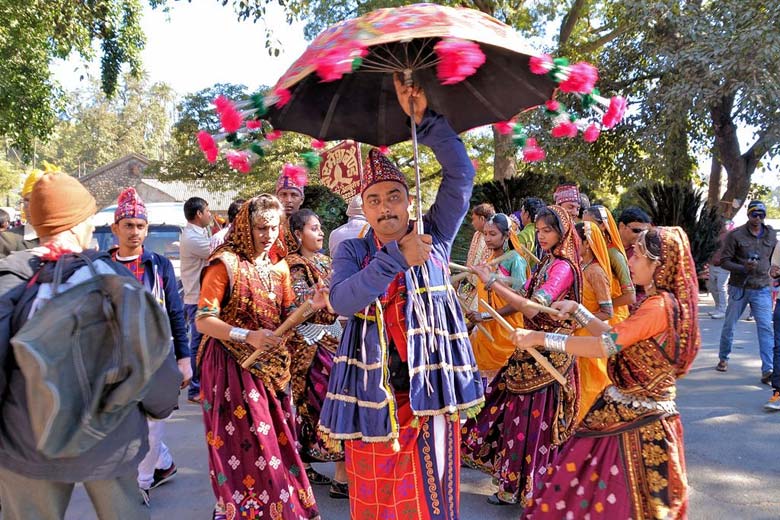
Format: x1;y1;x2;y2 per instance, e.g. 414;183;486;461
54;294;780;519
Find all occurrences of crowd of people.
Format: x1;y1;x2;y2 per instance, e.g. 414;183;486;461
0;79;777;520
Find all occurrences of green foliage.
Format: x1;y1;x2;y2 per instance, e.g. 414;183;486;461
0;157;25;201
470;171;571;214
634;182;721;273
39;75;175;174
0;0;148;153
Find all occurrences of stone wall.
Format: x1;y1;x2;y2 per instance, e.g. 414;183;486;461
80;154;149;209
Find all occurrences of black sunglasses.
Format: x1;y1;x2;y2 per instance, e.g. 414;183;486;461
749;212;766;219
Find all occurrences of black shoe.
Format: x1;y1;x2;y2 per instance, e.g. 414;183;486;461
305;466;332;485
715;360;728;372
328;480;349;499
151;463;177;489
761;371;773;385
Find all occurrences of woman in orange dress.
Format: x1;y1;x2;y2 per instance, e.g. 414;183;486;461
515;227;699;519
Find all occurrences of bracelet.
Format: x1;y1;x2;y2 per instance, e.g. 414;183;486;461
601;332;620;357
543;332;568;353
480;312;492;321
485;273;497;291
229;327;250;343
572;304;596;328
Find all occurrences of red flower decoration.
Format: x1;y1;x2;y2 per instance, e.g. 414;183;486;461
602;96;627;129
226;151;251;173
558;62;598;94
471;159;480;170
245;120;263;130
197;131;218;163
529;54;553;75
266;129;283;141
545;99;561;112
583;124;601;143
494;120;515;135
551;121;578;138
522;138;546;162
273;88;291;108
378;146;390;155
316;44;368;82
434;38;486;85
282;163;308;186
214;95;243;133
311;139;326;150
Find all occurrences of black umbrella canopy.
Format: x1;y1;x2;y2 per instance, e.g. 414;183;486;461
266;38;555;146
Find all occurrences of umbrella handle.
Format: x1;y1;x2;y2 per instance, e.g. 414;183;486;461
405;70;424;235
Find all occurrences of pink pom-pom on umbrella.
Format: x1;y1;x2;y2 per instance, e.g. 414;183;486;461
434;38;486;85
246;119;263;130
522;138;546;162
471;159;480;170
529;54;553;75
214;95;231;112
602;96;627;129
197;131;218;163
316;44;368;82
494;120;515;135
311;139;326;150
545;99;561;112
559;62;599;94
283;163;309;187
583;124;601;143
226;151;251;173
378;146;390;154
273;88;292;108
266;129;283;141
551;121;578;138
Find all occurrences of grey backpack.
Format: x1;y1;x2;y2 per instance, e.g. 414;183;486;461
10;253;172;458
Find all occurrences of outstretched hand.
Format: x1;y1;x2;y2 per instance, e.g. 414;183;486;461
312;282;334;313
393;74;427;125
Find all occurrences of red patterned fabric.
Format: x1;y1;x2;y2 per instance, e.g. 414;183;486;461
361;148;408;195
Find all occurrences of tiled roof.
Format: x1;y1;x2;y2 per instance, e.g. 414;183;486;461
139;179;243;212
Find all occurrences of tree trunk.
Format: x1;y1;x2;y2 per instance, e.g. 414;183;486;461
710;95;751;219
492;129;516;181
707;148;722;207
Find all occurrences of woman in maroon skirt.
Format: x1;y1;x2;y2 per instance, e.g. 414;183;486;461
195;195;327;520
462;205;582;506
513;227;699;519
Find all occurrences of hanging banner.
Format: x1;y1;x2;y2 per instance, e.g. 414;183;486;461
319;140;362;201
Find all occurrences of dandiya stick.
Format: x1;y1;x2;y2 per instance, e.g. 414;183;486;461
478;298;568;388
241;299;315;369
456;295;495;342
449;250;516;283
519;243;541;264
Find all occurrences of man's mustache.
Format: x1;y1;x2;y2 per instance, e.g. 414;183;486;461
377;215;397;222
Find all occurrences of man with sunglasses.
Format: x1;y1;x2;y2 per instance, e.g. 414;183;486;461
716;201;777;386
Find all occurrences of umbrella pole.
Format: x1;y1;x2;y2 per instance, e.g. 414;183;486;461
404;70;424;235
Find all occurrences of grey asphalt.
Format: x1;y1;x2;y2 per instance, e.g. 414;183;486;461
55;294;780;519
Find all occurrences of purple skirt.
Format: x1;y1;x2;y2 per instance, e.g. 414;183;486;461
200;339;320;520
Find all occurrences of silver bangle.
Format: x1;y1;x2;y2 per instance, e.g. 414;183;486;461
480;312;493;321
543;332;568;353
229;327;250;343
601;332;620;356
573;304;596;328
485;273;497;290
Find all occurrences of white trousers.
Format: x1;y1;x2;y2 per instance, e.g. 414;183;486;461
137;419;173;489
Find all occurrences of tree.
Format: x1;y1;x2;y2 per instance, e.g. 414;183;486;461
0;0;148;154
39;75;175;174
0;156;25;203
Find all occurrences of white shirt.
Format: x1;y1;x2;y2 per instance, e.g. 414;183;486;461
328;216;370;256
209;224;231;254
179;222;210;305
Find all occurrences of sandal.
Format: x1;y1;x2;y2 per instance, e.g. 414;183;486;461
328;480;349;499
486;493;515;506
305;466;332;485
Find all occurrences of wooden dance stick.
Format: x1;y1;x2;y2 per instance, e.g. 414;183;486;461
449;261;471;272
241;299;315;369
521;299;562;317
478;298;568;388
449;250;518;283
455;296;496;342
519;243;541;264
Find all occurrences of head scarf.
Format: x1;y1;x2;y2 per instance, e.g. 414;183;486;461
538;205;583;302
553;184;580;206
216;195;283;262
650;226;700;377
581;221;612;280
114;187;147;222
361;148;408;195
590;205;626;257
